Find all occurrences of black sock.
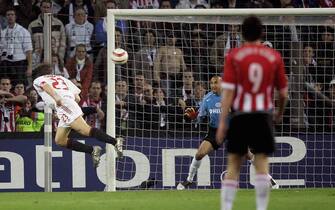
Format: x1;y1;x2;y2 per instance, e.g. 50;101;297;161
66;139;93;154
89;127;116;145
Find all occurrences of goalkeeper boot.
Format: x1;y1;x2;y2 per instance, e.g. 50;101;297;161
270;177;279;189
91;146;102;168
177;180;193;190
115;137;124;159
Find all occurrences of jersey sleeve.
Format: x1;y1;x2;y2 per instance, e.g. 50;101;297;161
274;54;288;92
64;78;81;95
221;53;236;90
196;97;208;123
33;76;46;92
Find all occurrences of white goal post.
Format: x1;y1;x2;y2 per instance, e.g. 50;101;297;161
105;8;335;191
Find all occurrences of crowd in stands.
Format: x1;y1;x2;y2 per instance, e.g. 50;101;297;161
0;0;335;136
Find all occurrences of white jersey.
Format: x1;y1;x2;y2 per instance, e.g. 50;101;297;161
33;75;82;127
33;75;80;107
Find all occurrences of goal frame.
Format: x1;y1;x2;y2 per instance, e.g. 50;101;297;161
105;8;335;191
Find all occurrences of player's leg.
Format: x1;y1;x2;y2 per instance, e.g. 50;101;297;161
253;153;271;210
188;141;214;181
221;114;248;210
246;148;279;189
249;113;276;210
55;127;92;153
70;116;123;157
177;141;214;190
55;126;102;168
221;153;243;210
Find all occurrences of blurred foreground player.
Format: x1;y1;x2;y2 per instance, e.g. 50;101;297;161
33;64;123;168
216;16;288;210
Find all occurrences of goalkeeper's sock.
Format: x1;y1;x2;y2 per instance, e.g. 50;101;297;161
186;157;201;182
255;174;271;210
66;139;93;154
220;179;238;210
89;128;116;145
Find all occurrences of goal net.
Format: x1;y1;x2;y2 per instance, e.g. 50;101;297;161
104;9;335;190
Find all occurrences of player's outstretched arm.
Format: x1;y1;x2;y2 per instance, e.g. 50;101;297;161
41;83;63;106
6;95;28;104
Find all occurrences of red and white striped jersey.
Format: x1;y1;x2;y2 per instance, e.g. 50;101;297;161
81;97;103;129
222;44;288;113
0;102;17;132
33;75;81;107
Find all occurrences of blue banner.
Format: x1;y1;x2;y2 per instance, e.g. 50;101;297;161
0;135;334;192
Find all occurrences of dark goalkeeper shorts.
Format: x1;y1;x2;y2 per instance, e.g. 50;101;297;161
225;112;275;155
203;126;220;150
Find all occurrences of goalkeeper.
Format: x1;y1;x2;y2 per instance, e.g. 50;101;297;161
177;76;222;190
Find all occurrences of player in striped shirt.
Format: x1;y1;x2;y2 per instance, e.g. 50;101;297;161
33;64;123;168
217;16;288;210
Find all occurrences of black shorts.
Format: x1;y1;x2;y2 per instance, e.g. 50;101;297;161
203;126;220;150
225;112;275;155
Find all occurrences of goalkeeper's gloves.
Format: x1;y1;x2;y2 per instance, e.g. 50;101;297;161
184;107;198;120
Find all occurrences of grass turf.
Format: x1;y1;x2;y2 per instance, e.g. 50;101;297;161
0;189;334;210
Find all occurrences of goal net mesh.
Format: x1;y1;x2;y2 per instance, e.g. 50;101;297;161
106;13;335;189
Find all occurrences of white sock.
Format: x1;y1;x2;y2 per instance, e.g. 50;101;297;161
186;157;201;182
221;179;238;210
255;174;271;210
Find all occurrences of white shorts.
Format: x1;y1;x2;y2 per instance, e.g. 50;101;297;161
56;98;83;127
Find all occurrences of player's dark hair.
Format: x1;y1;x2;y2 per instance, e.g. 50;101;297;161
242;16;263;42
35;63;52;77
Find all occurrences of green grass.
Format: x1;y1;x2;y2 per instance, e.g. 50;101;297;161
0;189;334;210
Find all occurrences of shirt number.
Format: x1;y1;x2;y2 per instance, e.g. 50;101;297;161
248;63;263;93
51;77;69;90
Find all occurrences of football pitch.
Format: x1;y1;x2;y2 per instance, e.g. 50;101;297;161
0;188;334;210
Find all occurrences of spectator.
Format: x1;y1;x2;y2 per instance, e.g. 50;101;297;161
152;87;169;129
0;77;27;132
130;0;159;8
95;0;127;47
244;0;273;8
133;30;158;84
193;81;206;106
185;33;209;81
130;73;146;103
0;8;33;86
58;0;95;25
317;26;335;89
160;0;174;8
0;0;33;29
14;82;25;96
15;97;44;132
303;45;317;85
176;0;210;8
291;0;320;7
154;32;186;97
52;53;70;78
176;71;194;103
65;7;94;59
65;44;93;99
81;81;105;129
210;33;227;73
28;0;66;66
115;80;134;133
319;0;335;7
